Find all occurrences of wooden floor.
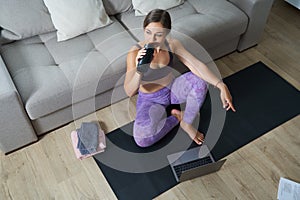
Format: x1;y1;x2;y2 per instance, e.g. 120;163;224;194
1;1;299;199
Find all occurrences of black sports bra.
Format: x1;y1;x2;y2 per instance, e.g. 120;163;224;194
136;41;173;81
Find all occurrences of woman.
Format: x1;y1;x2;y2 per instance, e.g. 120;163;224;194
124;9;235;147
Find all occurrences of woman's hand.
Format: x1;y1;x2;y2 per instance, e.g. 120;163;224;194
135;48;147;66
218;82;236;112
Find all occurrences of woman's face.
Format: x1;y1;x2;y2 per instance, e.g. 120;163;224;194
144;22;167;45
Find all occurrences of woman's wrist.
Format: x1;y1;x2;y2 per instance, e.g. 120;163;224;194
216;81;227;92
214;80;224;89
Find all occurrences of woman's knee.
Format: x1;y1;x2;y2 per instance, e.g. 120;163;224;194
193;74;208;91
133;125;155;147
133;136;155;148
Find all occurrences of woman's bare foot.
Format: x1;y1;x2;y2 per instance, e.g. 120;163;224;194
171;109;204;145
194;131;204;145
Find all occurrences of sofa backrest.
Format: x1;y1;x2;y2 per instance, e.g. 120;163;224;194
102;0;133;15
0;0;133;43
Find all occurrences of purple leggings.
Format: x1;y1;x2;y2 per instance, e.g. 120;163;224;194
133;72;208;147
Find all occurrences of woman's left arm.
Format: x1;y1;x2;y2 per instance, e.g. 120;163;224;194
172;39;236;112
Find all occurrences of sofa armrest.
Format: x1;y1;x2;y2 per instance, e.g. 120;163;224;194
0;56;37;154
228;0;274;51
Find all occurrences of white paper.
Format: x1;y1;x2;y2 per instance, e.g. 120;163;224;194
277;177;300;200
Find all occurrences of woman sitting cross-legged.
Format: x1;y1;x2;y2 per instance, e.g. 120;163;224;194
124;9;236;147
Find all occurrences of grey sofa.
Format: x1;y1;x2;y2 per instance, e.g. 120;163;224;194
0;0;274;154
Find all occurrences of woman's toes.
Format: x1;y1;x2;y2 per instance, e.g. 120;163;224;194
194;132;204;145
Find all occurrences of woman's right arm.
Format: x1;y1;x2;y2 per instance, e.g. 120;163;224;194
124;46;143;97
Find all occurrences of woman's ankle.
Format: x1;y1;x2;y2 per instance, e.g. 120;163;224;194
171;109;182;121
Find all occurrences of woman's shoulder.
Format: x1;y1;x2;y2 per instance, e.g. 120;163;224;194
167;38;183;52
128;43;142;53
131;42;143;50
168;38;181;46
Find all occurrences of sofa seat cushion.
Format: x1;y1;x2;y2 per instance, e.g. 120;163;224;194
0;18;136;120
117;0;248;50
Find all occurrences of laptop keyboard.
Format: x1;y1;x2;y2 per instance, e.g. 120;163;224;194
174;156;213;178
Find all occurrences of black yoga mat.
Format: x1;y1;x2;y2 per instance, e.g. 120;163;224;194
94;62;300;200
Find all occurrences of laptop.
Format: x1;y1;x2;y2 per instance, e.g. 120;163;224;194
167;145;226;182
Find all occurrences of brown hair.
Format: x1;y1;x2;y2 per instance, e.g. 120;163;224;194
143;9;171;34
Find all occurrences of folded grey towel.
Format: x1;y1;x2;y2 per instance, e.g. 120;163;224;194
77;122;99;154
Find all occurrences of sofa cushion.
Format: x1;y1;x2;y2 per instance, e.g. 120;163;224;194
40;32;96;64
132;0;185;16
102;0;132;15
0;18;136;120
43;0;113;42
117;0;248;52
0;0;55;41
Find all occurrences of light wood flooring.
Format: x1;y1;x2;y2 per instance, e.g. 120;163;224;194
1;0;299;199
